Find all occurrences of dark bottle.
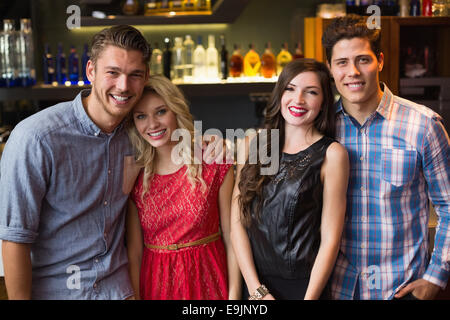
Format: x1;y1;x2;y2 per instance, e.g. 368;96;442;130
56;43;67;85
82;44;90;84
43;44;55;84
68;46;79;85
410;0;421;16
122;0;140;15
163;37;172;79
293;42;304;60
219;34;228;80
229;44;243;77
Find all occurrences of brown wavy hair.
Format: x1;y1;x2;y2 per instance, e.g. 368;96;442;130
238;58;335;227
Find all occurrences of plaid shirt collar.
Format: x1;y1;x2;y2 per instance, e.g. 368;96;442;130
336;82;394;121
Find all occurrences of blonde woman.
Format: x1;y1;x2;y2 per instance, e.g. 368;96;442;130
125;75;241;300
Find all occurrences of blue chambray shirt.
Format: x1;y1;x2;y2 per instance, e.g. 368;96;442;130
0;90;134;299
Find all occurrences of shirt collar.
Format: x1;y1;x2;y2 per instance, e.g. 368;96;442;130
375;82;394;120
73;89;124;137
335;82;394;120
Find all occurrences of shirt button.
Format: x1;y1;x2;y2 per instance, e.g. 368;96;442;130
108;170;111;175
95;258;99;263
93;283;97;288
104;232;107;238
361;216;367;222
104;201;108;206
360;156;364;161
360;186;365;191
361;243;366;249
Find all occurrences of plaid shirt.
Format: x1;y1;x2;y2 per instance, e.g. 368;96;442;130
330;84;450;300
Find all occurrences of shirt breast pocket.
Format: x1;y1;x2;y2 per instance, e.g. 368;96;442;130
381;148;418;187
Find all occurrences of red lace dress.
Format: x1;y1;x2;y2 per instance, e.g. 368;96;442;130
131;162;232;300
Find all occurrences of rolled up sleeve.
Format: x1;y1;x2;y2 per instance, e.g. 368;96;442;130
0;123;50;244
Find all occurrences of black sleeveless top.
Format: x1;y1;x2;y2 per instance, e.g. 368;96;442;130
247;136;335;279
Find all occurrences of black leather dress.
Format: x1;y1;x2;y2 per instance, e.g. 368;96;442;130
246;136;335;299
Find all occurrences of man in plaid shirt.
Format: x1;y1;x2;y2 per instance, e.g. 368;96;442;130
322;15;449;300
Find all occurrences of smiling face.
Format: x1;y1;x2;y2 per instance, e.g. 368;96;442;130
280;71;324;131
328;37;384;113
86;45;148;131
132;91;178;150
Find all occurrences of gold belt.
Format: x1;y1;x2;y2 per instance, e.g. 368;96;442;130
145;231;221;251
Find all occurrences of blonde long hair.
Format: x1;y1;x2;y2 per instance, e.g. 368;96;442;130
126;75;205;198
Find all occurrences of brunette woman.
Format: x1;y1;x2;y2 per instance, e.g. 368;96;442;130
231;59;349;300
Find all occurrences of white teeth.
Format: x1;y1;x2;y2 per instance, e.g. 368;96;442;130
149;130;166;137
348;83;363;88
289;106;306;113
112;95;130;101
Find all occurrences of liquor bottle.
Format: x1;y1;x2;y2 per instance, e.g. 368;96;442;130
17;18;36;87
197;0;211;11
410;0;421;15
422;0;433;15
171;0;183;11
0;39;4;87
43;43;55;85
293;42;304;60
56;43;67;85
229;44;244;78
183;35;194;82
2;19;18;87
399;0;410;16
183;0;195;11
68;46;79;85
82;43;90;84
219;34;228;80
172;37;185;81
160;0;170;12
206;34;219;80
276;43;292;75
163;37;172;79
122;0;140;15
432;0;447;16
150;42;163;75
144;0;158;15
260;42;276;78
243;44;261;77
193;35;206;81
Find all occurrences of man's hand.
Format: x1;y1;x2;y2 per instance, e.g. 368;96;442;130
201;134;233;164
395;279;441;300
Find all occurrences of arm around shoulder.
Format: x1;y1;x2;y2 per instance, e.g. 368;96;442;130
126;199;143;300
305;142;349;300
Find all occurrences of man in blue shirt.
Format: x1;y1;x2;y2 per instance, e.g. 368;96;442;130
0;25;150;299
322;15;449;300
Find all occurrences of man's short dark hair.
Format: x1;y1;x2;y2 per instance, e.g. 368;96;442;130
322;14;381;64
